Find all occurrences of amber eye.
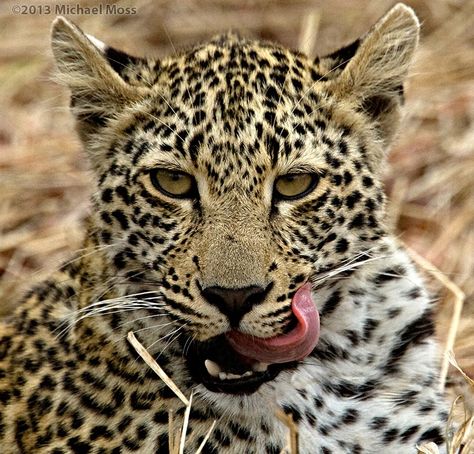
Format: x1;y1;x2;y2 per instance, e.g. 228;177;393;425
274;173;319;200
149;169;195;198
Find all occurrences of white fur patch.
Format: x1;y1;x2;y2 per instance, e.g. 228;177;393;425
85;33;106;52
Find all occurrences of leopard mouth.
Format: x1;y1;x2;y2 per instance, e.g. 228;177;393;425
182;333;286;394
182;283;320;394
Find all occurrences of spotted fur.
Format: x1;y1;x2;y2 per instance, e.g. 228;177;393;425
0;4;447;453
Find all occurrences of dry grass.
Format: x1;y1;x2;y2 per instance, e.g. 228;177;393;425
128;331;216;454
0;0;473;448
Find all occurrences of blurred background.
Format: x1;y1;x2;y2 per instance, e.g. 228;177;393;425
0;0;472;412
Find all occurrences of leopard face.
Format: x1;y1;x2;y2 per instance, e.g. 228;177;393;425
51;6;418;394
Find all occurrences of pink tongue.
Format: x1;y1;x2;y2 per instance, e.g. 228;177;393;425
226;283;320;364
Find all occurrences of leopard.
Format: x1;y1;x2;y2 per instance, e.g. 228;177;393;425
0;4;448;453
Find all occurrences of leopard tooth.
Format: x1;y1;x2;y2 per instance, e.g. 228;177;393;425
252;362;269;372
205;360;258;381
204;359;222;378
226;372;243;379
216;371;255;381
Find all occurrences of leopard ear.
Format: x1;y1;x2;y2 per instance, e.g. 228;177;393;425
331;3;419;143
51;16;148;141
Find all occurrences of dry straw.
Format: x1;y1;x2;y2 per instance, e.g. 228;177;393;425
127;331;190;406
404;244;466;390
128;331;216;454
276;409;300;454
418;354;474;453
407;247;472;452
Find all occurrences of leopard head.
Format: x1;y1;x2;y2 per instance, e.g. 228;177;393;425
51;3;419;393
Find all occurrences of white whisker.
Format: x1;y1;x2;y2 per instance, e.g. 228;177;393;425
310;247;391;287
146;324;186;354
55;289;166;338
118;312;169;328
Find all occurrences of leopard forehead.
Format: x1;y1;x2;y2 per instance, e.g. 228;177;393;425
101;35;370;200
142;36;328;170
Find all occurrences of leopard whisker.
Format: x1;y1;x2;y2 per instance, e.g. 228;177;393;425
66;269;148;308
69;299;164;320
182;334;197;358
55;293;166;337
157;328;186;359
310;251;389;287
78;291;164;309
55;304;157;337
127;320;176;335
145;324;187;358
52;240;124;272
118;312;170;328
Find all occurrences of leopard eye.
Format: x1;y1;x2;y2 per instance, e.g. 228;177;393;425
274;173;319;200
149;169;195;199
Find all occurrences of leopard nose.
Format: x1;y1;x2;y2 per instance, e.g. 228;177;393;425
202;284;273;327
